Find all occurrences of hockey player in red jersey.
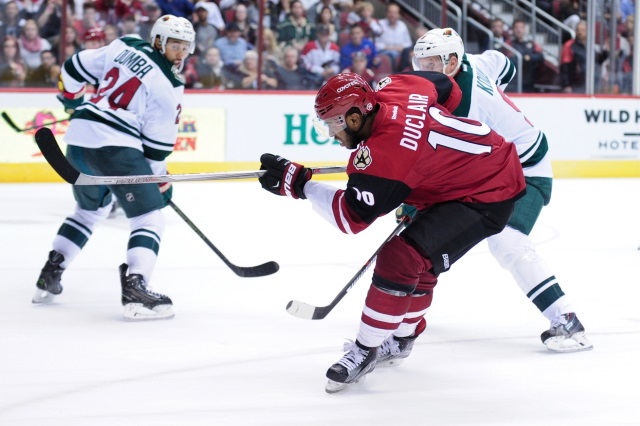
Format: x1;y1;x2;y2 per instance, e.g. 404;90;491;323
259;72;526;393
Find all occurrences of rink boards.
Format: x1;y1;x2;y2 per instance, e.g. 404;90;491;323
0;90;639;182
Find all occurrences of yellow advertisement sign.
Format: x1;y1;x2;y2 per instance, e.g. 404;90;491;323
0;107;226;182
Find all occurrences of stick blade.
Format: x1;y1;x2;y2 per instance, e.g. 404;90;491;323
34;128;80;184
231;261;280;278
286;300;329;320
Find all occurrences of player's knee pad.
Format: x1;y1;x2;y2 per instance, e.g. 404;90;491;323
373;236;433;295
129;209;164;240
488;226;539;271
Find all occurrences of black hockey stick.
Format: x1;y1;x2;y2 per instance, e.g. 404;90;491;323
286;218;409;320
2;111;68;133
168;200;279;278
34;127;347;184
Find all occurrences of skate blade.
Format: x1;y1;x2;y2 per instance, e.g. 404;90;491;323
545;332;594;353
325;374;368;394
32;289;56;304
123;303;174;321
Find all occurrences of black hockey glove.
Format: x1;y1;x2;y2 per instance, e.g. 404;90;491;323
259;153;312;199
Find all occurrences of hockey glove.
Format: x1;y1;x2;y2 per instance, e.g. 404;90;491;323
395;204;419;224
57;74;85;114
259;153;312;199
159;181;172;207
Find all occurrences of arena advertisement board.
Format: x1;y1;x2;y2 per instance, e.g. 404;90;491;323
0;91;638;182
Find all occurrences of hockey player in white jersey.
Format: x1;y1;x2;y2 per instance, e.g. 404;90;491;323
385;28;592;360
33;15;195;321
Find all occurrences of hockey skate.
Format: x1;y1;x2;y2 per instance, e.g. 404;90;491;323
541;312;593;353
325;340;377;394
32;250;65;304
376;334;417;368
120;263;174;321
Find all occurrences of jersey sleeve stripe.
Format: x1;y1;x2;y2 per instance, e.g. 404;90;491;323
141;133;176;148
521;133;549;168
142;144;172;161
71;55;99;85
335;192;355;234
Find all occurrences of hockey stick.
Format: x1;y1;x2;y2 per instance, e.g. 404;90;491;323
2;111;68;133
34;127;347;184
286;218;409;320
168;200;279;277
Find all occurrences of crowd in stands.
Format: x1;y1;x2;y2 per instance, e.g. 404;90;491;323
0;0;635;93
480;0;635;94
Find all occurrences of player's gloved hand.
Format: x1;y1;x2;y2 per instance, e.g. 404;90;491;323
259;153;312;199
57;74;85;114
395;203;419;224
159;181;172;206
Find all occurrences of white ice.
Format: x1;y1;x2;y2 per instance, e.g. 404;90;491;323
1;178;639;426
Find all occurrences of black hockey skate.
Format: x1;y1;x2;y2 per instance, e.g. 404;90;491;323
541;312;593;353
376;334;417;368
120;263;174;321
325;340;377;393
32;250;65;304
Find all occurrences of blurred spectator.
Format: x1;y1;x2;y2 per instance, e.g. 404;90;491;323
18;19;51;69
277;0;315;51
619;33;633;93
341;49;375;85
347;1;382;40
275;44;317;89
1;1;25;40
375;3;412;71
155;0;194;19
506;19;543;92
25;48;59;86
225;49;278;89
94;0;144;26
316;6;338;43
398;23;427;71
193;1;225;33
59;25;82;59
619;0;635;24
480;17;510;52
306;0;338;31
0;36;27;87
138;3;162;41
74;2;103;41
560;20;608;93
119;14;137;37
230;3;257;45
82;27;106;49
301;23;339;86
194;46;228;89
215;22;252;69
36;0;64;44
193;3;218;55
104;24;120;43
339;23;377;69
262;27;284;65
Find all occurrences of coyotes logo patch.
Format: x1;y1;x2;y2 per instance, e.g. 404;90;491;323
353;145;372;170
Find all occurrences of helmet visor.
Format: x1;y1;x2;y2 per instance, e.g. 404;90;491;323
313;115;347;138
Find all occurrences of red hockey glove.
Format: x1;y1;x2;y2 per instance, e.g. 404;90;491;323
259;153;312;199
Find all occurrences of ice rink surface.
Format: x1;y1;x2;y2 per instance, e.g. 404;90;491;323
1;178;639;426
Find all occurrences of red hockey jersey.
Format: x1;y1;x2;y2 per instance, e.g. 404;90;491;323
308;73;526;234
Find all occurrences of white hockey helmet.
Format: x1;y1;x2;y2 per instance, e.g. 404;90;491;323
412;28;465;76
150;15;196;55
